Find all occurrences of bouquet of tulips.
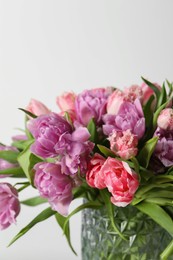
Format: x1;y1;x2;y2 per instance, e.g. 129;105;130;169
1;77;173;258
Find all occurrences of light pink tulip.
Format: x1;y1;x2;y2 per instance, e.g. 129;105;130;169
56;92;76;112
109;129;138;160
124;85;143;102
157;108;173;131
26;98;51;116
107;89;128;115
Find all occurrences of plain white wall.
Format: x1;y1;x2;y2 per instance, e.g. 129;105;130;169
0;0;173;259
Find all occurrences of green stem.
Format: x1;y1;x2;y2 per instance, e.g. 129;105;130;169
160;239;173;259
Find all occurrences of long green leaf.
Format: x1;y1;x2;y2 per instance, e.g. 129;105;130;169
17;144;42;184
55;213;77;255
143;95;154;127
157;82;167;109
135;183;173;199
153;100;170;128
8;207;56;247
166;79;173;97
145;198;173;206
72;186;88;200
21;196;48;206
130;157;140;175
135;202;173;236
87;118;97;143
160;239;173;259
18;108;37;118
141;77;160;107
12;140;34;151
0;150;19;163
0;167;25;177
137;137;158;168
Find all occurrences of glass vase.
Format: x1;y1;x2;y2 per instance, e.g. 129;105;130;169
81;204;173;260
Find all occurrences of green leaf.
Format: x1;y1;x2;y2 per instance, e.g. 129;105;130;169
12;140;34;150
166;79;173;97
87;118;97;143
157;82;167;109
143;190;173;199
97;145;115;158
143;95;154;127
0;150;19;163
139;167;154;181
130;157;140;175
153;98;172;129
137;136;158;168
99;189;127;240
145;197;173;206
8;207;56;247
135;183;173;199
72;186;88;200
135;202;173;236
64;112;73;127
154;175;173;184
0;167;25;177
21;196;48;206
17;144;42;184
160;239;173;259
141;77;160;108
18;108;37;118
55;213;77;255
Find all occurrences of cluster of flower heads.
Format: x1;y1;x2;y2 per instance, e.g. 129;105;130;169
1;80;173;231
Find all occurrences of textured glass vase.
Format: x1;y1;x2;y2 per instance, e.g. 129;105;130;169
81;204;173;260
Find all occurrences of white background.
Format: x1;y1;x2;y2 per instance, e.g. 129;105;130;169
0;1;173;260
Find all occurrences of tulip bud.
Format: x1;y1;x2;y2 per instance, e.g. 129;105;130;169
26;98;50;117
157;108;173;130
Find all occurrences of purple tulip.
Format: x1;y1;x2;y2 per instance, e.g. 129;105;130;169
154;128;173;167
75;88;112;126
34;162;74;216
103;99;145;139
27;113;72;158
0;183;20;230
55;127;94;175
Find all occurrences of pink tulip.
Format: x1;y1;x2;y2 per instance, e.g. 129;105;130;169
124;85;143;102
107;89;128;115
56;92;76;112
157;108;173;131
86;154;106;189
26;98;51;116
109;129;138;160
100;158;139;207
